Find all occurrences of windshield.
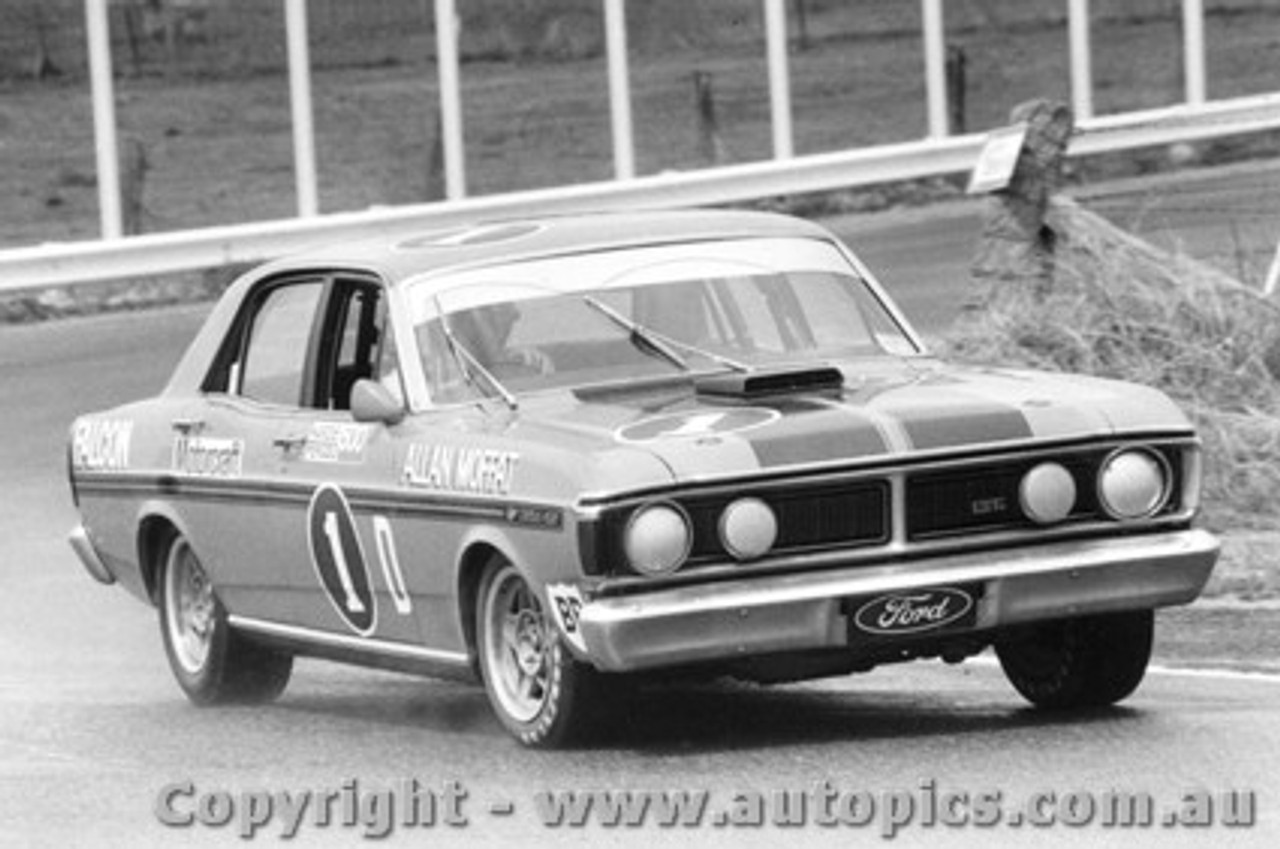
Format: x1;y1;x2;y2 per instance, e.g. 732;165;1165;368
405;237;917;404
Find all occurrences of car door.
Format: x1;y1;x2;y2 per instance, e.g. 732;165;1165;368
268;276;425;645
171;274;329;624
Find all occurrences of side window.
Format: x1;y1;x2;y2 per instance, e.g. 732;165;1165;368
315;281;394;411
239;283;324;406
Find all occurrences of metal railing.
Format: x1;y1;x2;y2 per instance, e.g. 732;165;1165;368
2;90;1279;293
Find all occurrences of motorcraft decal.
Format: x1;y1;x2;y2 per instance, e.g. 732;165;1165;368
302;422;372;464
402;444;519;496
71;418;133;471
171;435;244;478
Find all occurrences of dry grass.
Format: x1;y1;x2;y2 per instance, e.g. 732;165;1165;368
941;197;1280;534
939;197;1280;598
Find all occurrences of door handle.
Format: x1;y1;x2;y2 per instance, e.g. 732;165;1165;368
273;434;308;452
171;418;205;433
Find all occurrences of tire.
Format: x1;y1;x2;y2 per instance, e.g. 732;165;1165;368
475;558;601;748
158;532;293;706
996;610;1153;709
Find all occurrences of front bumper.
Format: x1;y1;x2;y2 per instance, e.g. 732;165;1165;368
577;529;1219;672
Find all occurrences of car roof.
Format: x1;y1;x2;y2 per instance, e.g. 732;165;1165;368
163;209;837;400
256;209;833;285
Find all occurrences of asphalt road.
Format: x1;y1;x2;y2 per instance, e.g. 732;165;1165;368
3;162;1280;847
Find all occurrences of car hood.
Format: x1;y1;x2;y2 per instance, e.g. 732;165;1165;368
508;358;1191;485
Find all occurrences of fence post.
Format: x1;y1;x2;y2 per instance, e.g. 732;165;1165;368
1067;0;1093;120
970;99;1075;299
921;0;948;138
1182;0;1207;104
434;0;467;199
120;137;149;235
284;0;319;217
603;0;635;179
85;0;123;240
425;108;446;201
693;71;726;165
946;44;967;135
763;0;794;159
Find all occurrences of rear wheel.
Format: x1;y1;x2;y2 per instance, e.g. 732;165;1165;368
158;532;292;705
476;558;601;747
996;610;1153;709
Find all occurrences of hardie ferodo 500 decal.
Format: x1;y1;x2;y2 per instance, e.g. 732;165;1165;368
302;422;371;464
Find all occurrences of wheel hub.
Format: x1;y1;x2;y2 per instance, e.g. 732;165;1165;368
166;543;216;674
513;611;545;675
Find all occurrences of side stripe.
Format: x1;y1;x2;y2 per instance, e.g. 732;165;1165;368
72;473;564;530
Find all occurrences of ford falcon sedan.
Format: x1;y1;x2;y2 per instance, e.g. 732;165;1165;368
67;210;1219;747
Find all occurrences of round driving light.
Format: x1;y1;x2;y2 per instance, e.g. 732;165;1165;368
1019;462;1076;525
719;498;778;561
1098;449;1169;520
624;503;691;576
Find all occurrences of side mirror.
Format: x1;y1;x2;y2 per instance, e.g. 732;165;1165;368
350;379;405;425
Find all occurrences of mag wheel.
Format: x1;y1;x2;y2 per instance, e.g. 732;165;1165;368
996;610;1153;709
476;559;600;748
158;532;292;705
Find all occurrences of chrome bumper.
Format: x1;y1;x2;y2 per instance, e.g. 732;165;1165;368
68;524;116;585
577;529;1219;672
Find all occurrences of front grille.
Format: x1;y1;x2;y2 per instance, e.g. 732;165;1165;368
583;441;1189;577
905;447;1183;541
588;480;890;575
907;457;1097;540
683;482;889;562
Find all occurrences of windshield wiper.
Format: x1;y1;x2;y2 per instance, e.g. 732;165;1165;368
582;295;749;373
433;301;518;411
583;295;688;372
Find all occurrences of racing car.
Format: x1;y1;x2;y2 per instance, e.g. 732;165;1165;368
67;210;1218;746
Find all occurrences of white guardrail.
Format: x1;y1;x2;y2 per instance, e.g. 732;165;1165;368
3;91;1280;293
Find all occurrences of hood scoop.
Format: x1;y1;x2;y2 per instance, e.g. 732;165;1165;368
695;365;844;399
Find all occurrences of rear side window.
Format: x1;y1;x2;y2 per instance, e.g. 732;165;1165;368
238;283;324;405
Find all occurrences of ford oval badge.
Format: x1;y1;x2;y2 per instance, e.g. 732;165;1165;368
853;587;975;636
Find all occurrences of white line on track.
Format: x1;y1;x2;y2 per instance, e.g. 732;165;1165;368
967;654;1280;684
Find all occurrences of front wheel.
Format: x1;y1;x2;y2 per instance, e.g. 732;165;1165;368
996;610;1153;709
158;532;293;705
476;559;601;747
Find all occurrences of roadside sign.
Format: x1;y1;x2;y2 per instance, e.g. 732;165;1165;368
967;123;1029;194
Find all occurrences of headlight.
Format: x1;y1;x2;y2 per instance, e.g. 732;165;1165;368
1019;462;1076;524
719;498;777;561
624;502;691;576
1098;448;1170;520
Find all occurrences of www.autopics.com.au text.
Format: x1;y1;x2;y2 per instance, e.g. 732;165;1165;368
153;777;1257;839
